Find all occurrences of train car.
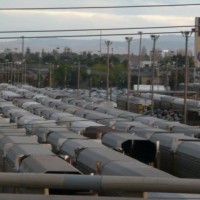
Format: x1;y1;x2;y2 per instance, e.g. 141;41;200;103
63;106;82;115
84;103;99;111
73;108;91;118
50;114;87;127
48;99;63;109
56;103;78;112
42;97;62;107
59;139;105;164
26;104;46;115
3;142;82;195
134;116;164;127
15;89;30;97
0;135;38;170
32;94;47;103
30;122;64;143
171;124;200;138
140;93;163;109
149;133;200;179
5;143;53;172
171;98;184;112
82;126;114;139
160;95;176;110
50;112;74;122
117;96;151;113
153;120;183;131
101;132;156;165
187;99;200;110
4;108;28;119
47;131;87;154
70;120;105;135
174;140;200;178
93;106;111;114
130;126;169;139
112;121;149;133
21;101;40;110
108;109;141;121
0;91;22;101
0;103;17;117
40;107;59;119
84;111;115;123
12;98;34;107
17;115;44;128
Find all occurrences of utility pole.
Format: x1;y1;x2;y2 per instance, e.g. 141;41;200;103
21;36;25;84
77;62;80;98
49;64;52;87
181;30;193;124
99;30;102;57
125;37;133;111
150;34;160;115
64;66;67;87
105;40;112;101
38;52;41;88
137;32;142;94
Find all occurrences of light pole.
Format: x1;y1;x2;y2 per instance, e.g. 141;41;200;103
105;40;112;101
64;66;67;87
38;52;42;88
21;36;25;84
87;68;91;97
13;48;18;84
150;34;160;115
125;37;133;111
137;32;142;94
175;59;178;92
49;64;52;88
77;62;80;98
99;30;102;58
181;30;193;124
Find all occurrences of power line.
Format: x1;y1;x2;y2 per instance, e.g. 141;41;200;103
0;25;195;34
0;30;196;40
0;3;200;10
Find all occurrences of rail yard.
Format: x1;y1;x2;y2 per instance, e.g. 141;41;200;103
0;83;200;199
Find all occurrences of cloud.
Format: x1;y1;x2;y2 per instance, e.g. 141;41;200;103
0;0;199;42
137;15;194;25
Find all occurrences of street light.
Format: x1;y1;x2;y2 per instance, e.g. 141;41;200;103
64;66;67;87
21;36;25;84
181;30;193;124
38;52;42;88
137;32;143;94
99;30;102;58
125;37;133;111
105;40;112;101
13;48;18;84
150;34;160;115
86;68;92;97
77;62;80;98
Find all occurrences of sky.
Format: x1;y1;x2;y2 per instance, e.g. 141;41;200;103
0;1;199;43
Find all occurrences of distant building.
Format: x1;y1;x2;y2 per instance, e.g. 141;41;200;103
133;84;168;92
195;17;200;67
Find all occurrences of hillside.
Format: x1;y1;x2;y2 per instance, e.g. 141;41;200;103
0;34;195;55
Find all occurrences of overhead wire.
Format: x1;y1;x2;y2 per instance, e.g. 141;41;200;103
0;23;196;40
0;3;200;10
0;30;197;40
0;25;195;34
0;3;197;40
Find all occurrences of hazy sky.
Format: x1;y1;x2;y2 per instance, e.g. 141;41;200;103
0;0;200;41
